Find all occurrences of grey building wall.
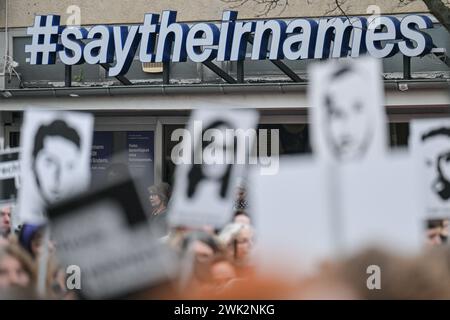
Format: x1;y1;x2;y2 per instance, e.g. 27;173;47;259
0;0;433;27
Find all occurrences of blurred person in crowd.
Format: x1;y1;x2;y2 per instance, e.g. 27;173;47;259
233;210;251;225
206;225;219;235
441;218;449;242
0;236;8;247
218;223;254;275
186;247;450;300
218;223;243;255
210;257;237;293
336;247;450;299
234;178;248;210
0;205;12;239
0;285;38;300
18;224;53;259
166;226;190;249
235;225;253;265
426;219;447;246
148;183;171;236
17;225;72;299
184;272;308;300
179;231;221;293
0;244;36;291
32;120;83;204
294;266;360;300
46;257;78;300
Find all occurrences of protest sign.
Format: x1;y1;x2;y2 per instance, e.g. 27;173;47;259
17;110;93;223
47;178;177;299
339;152;423;255
169;109;258;228
250;156;335;276
0;148;20;204
410;119;450;219
309;57;387;163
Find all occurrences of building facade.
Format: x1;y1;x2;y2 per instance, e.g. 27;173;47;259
1;0;449;186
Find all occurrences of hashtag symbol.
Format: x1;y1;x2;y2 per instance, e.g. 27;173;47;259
25;15;62;65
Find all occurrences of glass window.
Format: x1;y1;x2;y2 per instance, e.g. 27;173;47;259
389;123;409;147
91;131;155;188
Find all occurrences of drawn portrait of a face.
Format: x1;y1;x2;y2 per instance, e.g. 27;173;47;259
421;128;450;201
323;65;374;162
32;120;82;204
187;120;234;199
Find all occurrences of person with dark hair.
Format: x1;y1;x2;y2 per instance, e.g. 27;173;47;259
426;219;448;246
17;224;47;259
442;218;449;242
323;65;374;161
234;178;248;211
0;205;12;239
148;183;172;236
421;127;450;201
181;231;220;254
218;223;254;277
148;183;171;214
233;210;251;225
32;120;82;204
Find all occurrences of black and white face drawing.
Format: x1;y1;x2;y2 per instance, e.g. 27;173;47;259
323;65;374;162
187;120;233;199
310;57;386;163
32;120;82;204
421;127;450;201
17;110;93;224
168;109;258;229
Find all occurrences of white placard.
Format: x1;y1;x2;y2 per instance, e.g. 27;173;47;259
309;56;387;163
17;110;93;223
48;179;177;299
250;156;335;276
251;153;423;276
410;118;450;219
168;108;259;228
339;152;424;256
0;148;20;203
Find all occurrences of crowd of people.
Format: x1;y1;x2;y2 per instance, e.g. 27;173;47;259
0;181;450;300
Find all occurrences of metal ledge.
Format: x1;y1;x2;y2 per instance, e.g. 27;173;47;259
1;79;449;99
